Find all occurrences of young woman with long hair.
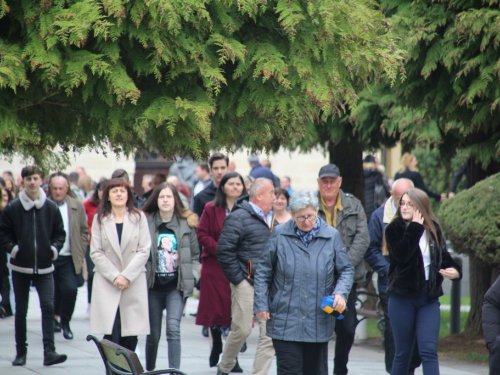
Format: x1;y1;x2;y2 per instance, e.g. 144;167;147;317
195;171;247;370
89;178;151;351
384;188;461;374
142;182;200;371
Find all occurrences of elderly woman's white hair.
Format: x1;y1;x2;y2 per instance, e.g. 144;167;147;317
289;189;319;213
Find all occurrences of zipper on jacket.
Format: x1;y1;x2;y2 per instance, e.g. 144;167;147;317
33;210;38;274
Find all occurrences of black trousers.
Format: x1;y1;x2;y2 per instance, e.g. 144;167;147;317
333;283;357;375
379;291;421;374
272;339;328;375
488;336;500;375
85;246;95;303
53;255;78;324
104;308;138;351
12;271;55;352
1;274;12;315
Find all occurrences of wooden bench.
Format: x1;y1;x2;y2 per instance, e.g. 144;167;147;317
87;335;188;375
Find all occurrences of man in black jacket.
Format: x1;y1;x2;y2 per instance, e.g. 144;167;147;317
216;178;276;375
483;274;500;375
193;153;228;218
0;166;67;367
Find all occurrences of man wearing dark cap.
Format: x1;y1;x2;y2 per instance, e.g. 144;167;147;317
317;164;369;375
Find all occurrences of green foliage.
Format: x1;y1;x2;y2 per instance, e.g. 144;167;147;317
438;172;500;265
377;0;500;166
0;0;404;168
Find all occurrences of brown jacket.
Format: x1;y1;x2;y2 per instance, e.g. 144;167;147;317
66;196;88;274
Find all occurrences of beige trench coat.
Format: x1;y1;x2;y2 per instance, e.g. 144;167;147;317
89;211;151;336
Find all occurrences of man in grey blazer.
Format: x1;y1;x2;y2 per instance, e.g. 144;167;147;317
48;172;88;340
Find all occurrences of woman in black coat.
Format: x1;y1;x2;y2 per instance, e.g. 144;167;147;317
384;188;461;375
394;153;444;203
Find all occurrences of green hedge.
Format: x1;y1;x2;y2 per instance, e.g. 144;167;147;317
438;172;500;265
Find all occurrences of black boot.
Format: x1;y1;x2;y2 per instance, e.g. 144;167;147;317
43;349;67;366
54;318;62;333
61;320;74;340
231;357;243;373
209;327;223;367
12;345;27;366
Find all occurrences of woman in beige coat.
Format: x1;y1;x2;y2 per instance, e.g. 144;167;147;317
90;178;151;351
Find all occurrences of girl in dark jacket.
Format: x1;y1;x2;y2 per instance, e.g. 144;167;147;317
384;188;461;375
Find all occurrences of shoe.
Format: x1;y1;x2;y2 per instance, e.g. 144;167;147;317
209;342;223;367
202;326;209;337
0;306;5;319
217;366;229;375
12;354;26;366
54;318;61;333
43;351;67;366
61;321;74;340
239;341;247;353
231;358;243;373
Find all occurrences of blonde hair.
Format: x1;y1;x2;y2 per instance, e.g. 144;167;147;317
77;175;93;194
399;153;418;173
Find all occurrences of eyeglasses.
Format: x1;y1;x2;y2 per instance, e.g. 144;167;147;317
295;214;317;223
400;201;414;208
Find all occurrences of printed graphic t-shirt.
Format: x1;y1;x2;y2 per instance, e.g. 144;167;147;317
153;224;179;290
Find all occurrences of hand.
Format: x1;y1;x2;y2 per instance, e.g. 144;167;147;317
332;294;346;311
448;192;455;198
412;209;424;224
113;275;130;290
440;193;447;203
256;311;270;321
439;267;459;280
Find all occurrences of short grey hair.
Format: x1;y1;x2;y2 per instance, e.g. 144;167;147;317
289;189;319;213
248;178;272;198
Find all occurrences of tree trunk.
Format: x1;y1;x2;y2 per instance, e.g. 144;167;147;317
462;156;500;337
328;138;365;205
463;256;497;338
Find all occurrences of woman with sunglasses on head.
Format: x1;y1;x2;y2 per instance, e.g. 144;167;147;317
89;178;151;351
142;182;200;371
384;188;462;375
195;172;247;370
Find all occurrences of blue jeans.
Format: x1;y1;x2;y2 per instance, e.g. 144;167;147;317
389;292;440;375
12;271;55;352
145;286;184;370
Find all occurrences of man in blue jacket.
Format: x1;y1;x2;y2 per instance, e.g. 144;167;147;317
0;166;67;367
364;178;420;374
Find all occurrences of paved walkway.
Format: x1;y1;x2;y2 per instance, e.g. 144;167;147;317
0;285;489;375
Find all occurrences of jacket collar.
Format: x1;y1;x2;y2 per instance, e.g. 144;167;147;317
100;212;135;261
280;217;332;239
19;188;46;211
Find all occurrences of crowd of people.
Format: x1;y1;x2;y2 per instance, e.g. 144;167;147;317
0;151;495;375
